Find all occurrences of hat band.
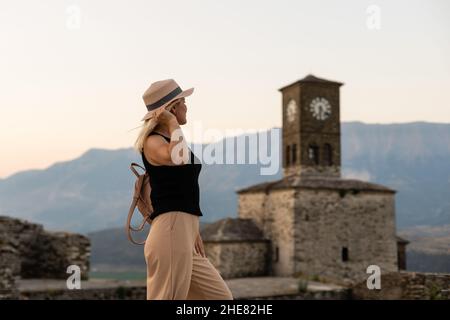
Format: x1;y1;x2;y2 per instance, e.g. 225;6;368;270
146;87;182;111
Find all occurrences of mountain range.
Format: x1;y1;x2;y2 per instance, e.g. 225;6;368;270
0;121;449;234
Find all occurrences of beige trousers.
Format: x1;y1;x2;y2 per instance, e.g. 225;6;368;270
144;211;234;300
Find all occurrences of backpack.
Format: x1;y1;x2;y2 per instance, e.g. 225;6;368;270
126;162;154;245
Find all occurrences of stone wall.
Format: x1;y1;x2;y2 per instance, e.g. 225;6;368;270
17;284;350;300
204;241;270;279
294;190;398;285
239;189;297;276
284;164;341;179
0;241;20;299
0;216;91;297
351;271;450;300
22;230;90;279
238;192;268;228
13;271;450;300
238;186;398;285
0;216;43;277
18;286;147;300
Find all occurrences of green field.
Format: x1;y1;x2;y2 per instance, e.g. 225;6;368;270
89;270;146;281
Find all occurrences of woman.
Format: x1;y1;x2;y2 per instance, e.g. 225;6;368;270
134;79;233;300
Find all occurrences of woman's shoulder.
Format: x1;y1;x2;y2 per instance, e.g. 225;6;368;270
144;132;169;152
148;131;170;141
145;133;170;149
143;132;172;166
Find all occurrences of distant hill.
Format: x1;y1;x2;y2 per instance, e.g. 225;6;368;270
88;222;212;271
87;223;450;274
341;121;450;228
0;121;449;234
399;225;450;273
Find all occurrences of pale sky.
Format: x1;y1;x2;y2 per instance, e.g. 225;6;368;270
0;0;449;178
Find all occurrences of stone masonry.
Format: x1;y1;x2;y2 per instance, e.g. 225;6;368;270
237;175;399;285
0;216;90;298
351;271;450;300
201;218;270;279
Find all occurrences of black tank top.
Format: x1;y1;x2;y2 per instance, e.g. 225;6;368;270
141;132;203;220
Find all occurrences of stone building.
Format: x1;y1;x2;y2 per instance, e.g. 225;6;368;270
202;75;408;285
201;218;270;279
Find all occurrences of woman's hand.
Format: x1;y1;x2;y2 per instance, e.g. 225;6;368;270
156;109;177;126
194;232;207;258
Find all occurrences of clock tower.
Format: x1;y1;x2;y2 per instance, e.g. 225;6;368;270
279;74;343;178
235;75;400;284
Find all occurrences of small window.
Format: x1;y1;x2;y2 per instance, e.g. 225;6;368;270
292;144;297;164
286;145;291;166
308;144;319;165
342;247;349;262
275;246;279;262
324;143;333;166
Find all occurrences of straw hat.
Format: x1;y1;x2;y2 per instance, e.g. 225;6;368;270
140;79;194;121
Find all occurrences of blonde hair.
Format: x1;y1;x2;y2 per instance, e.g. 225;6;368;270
133;98;181;153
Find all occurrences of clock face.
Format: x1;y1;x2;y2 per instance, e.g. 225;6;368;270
310;97;332;120
286;99;297;122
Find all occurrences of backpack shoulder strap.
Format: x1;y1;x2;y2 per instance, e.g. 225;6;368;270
126;162;148;245
130;162;145;177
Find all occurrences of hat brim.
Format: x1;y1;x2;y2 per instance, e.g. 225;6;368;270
141;87;194;121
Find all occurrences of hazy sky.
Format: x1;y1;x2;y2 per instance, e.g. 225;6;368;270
1;0;449;178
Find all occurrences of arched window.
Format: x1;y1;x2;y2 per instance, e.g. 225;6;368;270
308;144;319;165
324;143;333;166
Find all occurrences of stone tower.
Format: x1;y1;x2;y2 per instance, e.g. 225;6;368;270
280;74;343;178
236;75;400;284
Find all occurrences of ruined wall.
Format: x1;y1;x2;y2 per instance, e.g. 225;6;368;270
294;190;398;285
351;271;450;300
22;231;91;279
18;285;147;300
0;216;44;277
0;239;20;299
0;215;91;294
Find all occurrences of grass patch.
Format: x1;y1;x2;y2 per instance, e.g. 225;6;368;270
89;270;146;281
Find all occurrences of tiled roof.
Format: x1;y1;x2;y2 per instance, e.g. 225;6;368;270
396;236;410;244
278;74;344;91
201;218;268;242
